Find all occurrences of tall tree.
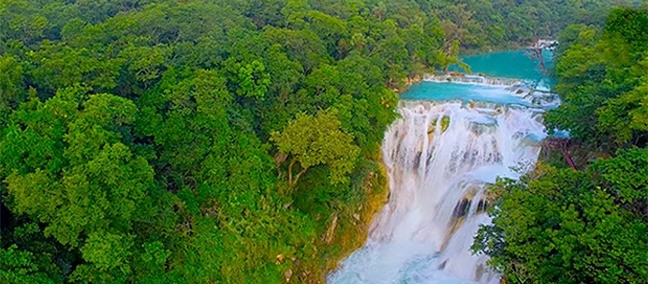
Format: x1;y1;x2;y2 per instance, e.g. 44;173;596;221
271;109;360;190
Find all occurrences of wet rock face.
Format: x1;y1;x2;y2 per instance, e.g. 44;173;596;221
453;197;489;218
453;198;471;217
452;191;489;218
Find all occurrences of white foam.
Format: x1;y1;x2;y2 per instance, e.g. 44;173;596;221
329;100;546;284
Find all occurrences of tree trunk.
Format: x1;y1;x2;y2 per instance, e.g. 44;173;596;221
288;159;296;186
287;158;308;190
291;168;309;189
563;148;578;170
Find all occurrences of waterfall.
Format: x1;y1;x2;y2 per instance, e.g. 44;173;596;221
329;92;550;283
424;74;522;86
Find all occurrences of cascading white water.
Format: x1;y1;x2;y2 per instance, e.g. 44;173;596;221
424;74;522;86
329;83;553;283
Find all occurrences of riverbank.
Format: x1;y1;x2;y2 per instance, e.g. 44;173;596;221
297;151;391;283
322;47;556;282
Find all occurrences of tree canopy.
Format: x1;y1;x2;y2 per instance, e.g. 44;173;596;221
0;0;641;283
474;6;648;284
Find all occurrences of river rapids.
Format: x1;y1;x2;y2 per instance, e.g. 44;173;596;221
328;77;558;284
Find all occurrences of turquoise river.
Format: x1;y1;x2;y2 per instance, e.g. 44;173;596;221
328;50;557;284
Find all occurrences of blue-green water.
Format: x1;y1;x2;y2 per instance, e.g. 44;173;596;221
401;49;555;105
450;49;554;81
400;81;532;106
329;49;561;284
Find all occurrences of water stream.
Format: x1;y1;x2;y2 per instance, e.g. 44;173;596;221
328;50;556;283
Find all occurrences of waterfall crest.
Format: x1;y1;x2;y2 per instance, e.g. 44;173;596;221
329;90;551;283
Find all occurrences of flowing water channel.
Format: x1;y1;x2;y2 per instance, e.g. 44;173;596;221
328;50;557;284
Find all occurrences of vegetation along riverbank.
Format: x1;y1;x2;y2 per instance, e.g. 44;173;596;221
0;1;646;283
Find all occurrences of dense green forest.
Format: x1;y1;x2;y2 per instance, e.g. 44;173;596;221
0;0;643;283
474;5;648;284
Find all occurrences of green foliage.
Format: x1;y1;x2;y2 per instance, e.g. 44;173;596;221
441;116;450;133
547;6;648;148
474;164;648;283
0;55;25;118
475;6;648;284
592;148;648;204
0;245;58;284
2;90;154;247
74;232;135;281
0;0;640;283
271;109;360;189
235;60;271;99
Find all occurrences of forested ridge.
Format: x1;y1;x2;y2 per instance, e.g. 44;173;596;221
0;0;642;283
474;4;648;284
